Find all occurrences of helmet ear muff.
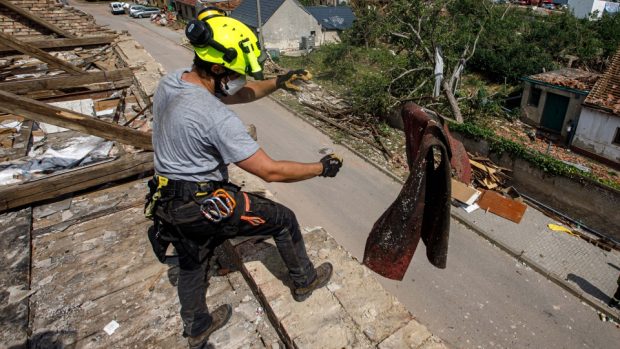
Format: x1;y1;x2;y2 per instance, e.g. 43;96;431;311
186;20;238;63
185;20;212;47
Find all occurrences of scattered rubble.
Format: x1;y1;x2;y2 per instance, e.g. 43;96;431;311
489;119;619;186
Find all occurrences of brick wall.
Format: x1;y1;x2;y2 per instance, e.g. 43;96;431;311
0;0;114;38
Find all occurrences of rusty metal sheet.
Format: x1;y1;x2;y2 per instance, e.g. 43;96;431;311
477;190;527;223
363;103;451;280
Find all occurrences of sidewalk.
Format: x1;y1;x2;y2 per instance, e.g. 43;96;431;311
452;203;620;322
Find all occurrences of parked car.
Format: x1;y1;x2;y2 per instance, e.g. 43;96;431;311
127;4;146;17
131;7;161;18
110;2;125;15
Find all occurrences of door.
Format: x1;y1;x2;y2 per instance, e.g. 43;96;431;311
540;92;570;133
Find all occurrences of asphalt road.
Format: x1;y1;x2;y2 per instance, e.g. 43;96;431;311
72;2;620;348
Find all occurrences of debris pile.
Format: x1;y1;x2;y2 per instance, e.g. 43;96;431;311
468;153;511;190
489;119;619;186
150;10;177;27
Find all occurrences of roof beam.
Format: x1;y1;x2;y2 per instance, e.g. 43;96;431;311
0;90;153;150
0;68;133;94
0;36;116;54
0;0;76;38
0;152;153;212
0;31;84;75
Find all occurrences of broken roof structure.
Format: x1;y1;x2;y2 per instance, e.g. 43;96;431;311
584;47;620;116
522;68;600;95
0;0;163;210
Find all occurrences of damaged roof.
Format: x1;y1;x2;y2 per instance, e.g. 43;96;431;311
523;68;600;94
230;0;285;28
306;6;355;31
584;47;620;116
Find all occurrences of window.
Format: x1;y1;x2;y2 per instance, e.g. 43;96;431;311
613;127;620;146
528;86;541;107
310;31;316;36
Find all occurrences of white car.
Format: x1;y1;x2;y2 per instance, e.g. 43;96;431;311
110;2;125;15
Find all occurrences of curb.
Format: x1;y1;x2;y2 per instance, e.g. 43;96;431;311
270;95;620;324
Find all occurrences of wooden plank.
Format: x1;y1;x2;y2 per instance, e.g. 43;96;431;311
0;69;132;94
0;0;76;38
451;179;481;205
0;152;153;212
26;79;133;101
0;90;153;150
0;32;83;75
0;36;115;54
477;190;527;224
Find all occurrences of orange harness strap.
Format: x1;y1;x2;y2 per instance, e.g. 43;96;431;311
240;192;266;226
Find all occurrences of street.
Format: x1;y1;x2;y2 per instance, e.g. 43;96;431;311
72;2;620;348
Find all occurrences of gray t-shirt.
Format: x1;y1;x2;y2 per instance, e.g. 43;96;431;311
152;68;259;182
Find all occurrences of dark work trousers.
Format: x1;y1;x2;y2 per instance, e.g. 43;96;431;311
159;191;317;337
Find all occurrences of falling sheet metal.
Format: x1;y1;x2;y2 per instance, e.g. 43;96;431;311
363;103;453;280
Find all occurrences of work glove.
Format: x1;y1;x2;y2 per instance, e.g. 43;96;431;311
320;154;343;177
276;69;313;92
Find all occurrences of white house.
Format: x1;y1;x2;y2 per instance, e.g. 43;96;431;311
572;48;620;167
567;0;619;19
230;0;323;51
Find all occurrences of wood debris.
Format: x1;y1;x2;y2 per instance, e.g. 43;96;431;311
468;153;511;190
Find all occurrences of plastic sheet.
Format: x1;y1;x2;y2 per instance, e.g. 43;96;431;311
0;136;112;185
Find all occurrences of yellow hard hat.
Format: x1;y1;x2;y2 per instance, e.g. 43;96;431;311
185;13;266;80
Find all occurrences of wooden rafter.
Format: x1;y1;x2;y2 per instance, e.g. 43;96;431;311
0;36;116;54
0;68;133;94
0;152;153;212
0;90;153;150
0;31;84;75
0;0;76;38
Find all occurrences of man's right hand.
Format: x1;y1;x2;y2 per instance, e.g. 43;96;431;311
276;69;312;92
320;154;343;177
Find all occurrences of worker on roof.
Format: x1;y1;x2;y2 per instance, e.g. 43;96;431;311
147;8;343;349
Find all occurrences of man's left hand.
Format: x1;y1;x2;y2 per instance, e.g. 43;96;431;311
276;69;313;92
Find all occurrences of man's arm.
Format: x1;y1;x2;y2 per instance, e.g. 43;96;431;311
236;148;323;183
221;70;312;105
220;79;278;105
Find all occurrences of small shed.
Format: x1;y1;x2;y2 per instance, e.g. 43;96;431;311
520;69;599;141
230;0;323;51
306;6;355;45
572;48;620;167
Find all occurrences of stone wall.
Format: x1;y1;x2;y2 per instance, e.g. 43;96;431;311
452;131;620;241
0;0;114;38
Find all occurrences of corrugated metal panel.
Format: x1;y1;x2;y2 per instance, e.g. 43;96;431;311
306;6;355;31
230;0;285;28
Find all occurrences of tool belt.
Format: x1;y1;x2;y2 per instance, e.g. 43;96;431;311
144;174;268;264
145;175;242;225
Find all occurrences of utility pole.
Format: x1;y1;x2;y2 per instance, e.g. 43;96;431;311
256;0;265;49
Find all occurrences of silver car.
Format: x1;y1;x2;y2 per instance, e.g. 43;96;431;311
131;7;160;18
127;4;146;17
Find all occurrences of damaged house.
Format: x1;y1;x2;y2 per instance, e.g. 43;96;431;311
520;68;600;143
572;47;620;167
